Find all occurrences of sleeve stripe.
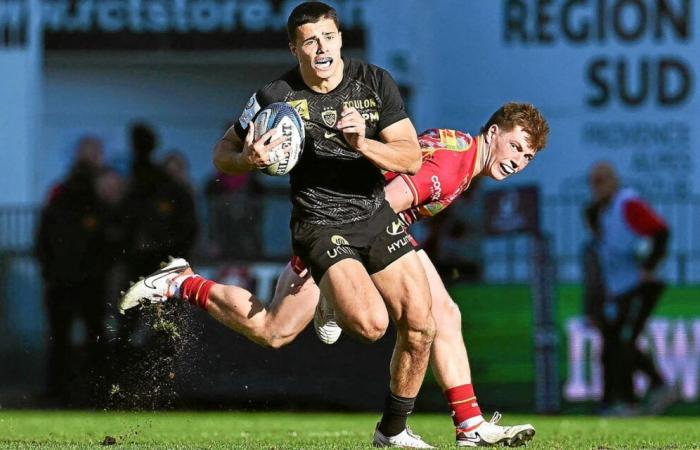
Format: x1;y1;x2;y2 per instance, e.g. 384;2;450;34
400;174;419;206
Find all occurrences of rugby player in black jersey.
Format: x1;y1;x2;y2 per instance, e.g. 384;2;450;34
211;2;434;448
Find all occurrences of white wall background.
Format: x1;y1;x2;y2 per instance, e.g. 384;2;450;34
369;0;699;197
0;0;42;205
365;0;699;282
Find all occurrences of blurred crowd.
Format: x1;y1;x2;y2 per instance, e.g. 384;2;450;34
35;123;198;405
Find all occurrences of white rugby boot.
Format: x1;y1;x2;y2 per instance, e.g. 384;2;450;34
119;257;191;314
373;425;434;448
456;412;535;447
313;294;342;344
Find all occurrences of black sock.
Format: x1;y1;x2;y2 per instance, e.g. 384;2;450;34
377;391;416;437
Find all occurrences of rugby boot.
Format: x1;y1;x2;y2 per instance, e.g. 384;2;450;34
456;412;535;447
373;424;434;448
119;257;190;313
313;293;343;344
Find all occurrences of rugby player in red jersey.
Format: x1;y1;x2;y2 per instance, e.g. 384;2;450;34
121;102;549;447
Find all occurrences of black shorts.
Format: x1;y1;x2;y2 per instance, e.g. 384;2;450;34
291;201;415;283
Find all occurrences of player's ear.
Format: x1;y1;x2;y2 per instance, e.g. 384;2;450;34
485;124;499;144
288;42;296;56
338;31;343;49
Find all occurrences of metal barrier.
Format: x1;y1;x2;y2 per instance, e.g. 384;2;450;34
0;193;698;282
0;205;37;255
485;195;700;284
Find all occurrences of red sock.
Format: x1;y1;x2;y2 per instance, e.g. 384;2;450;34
445;384;482;426
179;276;214;311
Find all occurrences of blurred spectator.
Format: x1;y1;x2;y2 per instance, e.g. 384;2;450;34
122;123;198;278
119;124;198;348
204;170;253;198
163;150;195;194
35;136;122;405
204;122;261;199
96;168;126;208
583;161;673;415
581;203;606;330
203;139;264;259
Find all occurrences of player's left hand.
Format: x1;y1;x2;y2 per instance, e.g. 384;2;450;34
336;106;368;152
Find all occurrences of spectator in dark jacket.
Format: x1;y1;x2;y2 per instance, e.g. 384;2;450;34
36;136;121;405
122;123;198;279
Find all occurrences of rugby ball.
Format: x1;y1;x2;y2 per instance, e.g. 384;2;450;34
253;102;305;176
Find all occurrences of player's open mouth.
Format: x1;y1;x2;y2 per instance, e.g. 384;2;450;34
314;57;333;70
500;162;515;176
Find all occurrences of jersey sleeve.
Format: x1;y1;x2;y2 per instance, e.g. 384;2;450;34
233;91;262;140
376;68;409;132
401;158;441;206
232;84;281;140
623;199;668;236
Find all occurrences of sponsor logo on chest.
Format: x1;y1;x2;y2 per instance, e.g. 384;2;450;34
343;98;380;123
430;175;443;201
288;99;310;120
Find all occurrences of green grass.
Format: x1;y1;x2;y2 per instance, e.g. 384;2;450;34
1;411;700;449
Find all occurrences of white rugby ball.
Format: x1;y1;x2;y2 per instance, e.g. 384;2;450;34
253;102;305;176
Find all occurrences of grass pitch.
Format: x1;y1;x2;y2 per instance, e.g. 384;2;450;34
1;410;699;449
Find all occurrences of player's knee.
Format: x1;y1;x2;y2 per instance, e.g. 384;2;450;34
244;324;290;350
359;318;389;342
424;315;437;342
347;313;389;343
364;324;388;343
403;314;436;348
445;302;462;332
263;334;293;350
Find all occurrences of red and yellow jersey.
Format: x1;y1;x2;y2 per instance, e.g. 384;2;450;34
385;128;482;225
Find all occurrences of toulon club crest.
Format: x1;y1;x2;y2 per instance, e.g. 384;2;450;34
321;109;337;127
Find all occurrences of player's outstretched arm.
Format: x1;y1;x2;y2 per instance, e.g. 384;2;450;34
336;107;421;175
384;176;415;214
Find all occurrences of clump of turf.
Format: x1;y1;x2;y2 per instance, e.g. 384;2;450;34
108;301;200;411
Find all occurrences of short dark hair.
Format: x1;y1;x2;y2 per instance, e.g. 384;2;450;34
286;2;339;43
130;122;157;156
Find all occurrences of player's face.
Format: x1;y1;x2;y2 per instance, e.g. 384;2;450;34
484;125;535;181
289;18;343;83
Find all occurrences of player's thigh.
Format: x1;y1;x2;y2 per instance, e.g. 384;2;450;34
370;250;432;330
267;262;320;334
319;258;388;337
272;261;319;303
291;219;363;287
362;203;432;326
416;250;462;333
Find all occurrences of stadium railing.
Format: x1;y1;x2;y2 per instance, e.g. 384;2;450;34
0;194;698;283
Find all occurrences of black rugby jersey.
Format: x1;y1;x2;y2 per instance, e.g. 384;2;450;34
234;57;408;226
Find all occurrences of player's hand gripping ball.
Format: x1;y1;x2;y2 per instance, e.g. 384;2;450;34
253;102;305;176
